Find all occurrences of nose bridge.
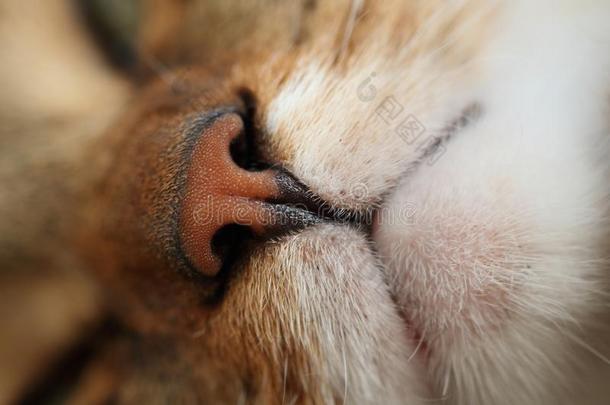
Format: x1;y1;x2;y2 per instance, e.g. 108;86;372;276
179;112;320;277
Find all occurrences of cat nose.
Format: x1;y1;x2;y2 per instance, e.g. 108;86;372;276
179;112;322;277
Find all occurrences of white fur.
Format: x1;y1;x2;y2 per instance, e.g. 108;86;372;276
265;1;610;403
246;225;429;404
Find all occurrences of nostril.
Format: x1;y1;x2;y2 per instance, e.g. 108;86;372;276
211;224;254;269
229;88;271;172
228;130;250;170
228;130;270;172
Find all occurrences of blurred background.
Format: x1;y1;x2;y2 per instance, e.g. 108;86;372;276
1;1;309;403
0;2;156;404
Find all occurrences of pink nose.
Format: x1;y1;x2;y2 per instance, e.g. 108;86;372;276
179;112;320;277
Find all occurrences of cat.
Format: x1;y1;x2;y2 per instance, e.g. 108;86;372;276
1;0;609;404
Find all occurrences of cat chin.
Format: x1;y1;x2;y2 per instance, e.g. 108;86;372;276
242;224;430;404
370;74;610;403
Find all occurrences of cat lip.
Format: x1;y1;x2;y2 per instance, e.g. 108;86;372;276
266;105;482;235
271;171;376;230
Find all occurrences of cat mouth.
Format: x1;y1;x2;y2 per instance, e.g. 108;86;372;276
260;104;484;362
181;103;482;365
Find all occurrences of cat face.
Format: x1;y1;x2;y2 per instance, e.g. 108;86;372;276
6;0;609;404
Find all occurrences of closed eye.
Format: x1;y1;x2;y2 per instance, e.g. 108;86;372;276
414;102;482;169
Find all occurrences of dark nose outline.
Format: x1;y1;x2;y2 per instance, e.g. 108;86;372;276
178;112;322;277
